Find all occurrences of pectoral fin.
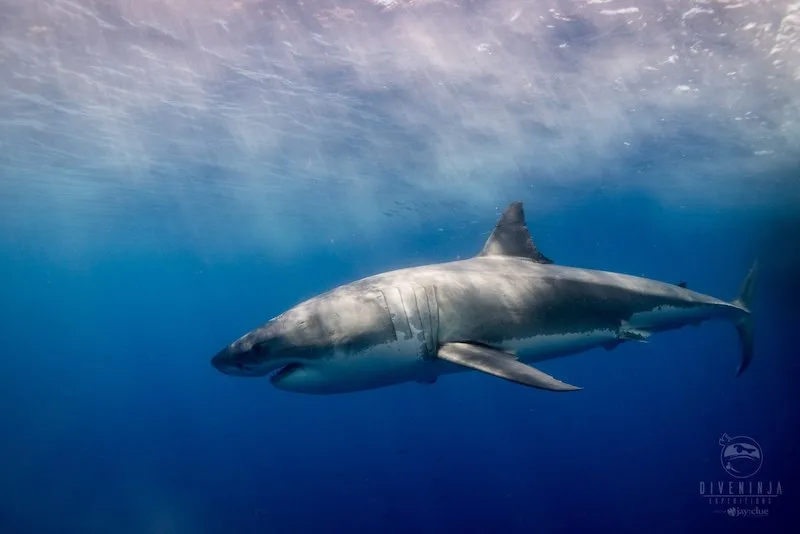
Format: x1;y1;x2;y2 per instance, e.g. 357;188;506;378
437;342;582;392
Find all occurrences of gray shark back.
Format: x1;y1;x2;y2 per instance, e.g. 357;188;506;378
346;256;738;353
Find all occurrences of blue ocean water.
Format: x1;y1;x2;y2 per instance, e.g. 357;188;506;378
1;1;799;533
2;189;798;534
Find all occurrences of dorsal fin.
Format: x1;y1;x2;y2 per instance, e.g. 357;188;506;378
677;281;688;289
477;201;553;264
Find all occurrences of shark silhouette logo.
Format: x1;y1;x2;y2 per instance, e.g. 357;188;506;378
719;433;763;479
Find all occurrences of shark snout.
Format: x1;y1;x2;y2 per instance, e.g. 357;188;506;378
211;342;272;377
211;346;247;376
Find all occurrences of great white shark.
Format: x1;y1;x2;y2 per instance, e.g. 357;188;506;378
212;202;757;394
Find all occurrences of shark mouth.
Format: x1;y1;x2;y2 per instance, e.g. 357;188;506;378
270;363;304;383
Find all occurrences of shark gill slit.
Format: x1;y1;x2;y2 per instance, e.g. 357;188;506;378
409;286;428;359
426;285;439;359
397;288;414;341
434;286;441;352
417;285;436;359
378;289;399;344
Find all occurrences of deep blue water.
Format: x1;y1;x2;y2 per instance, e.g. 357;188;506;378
2;0;800;532
1;190;798;534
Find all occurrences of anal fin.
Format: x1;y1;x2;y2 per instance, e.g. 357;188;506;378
437;342;581;392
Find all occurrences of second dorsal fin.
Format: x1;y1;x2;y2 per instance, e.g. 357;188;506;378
477;201;553;264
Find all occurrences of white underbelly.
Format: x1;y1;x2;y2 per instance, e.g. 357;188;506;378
275;329;631;394
628;304;716;329
503;329;618;362
273;338;434;394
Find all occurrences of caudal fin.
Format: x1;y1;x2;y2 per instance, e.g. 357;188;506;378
731;260;758;376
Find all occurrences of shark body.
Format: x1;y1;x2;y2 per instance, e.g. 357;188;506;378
212;202;757;394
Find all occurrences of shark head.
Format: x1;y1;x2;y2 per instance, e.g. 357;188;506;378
211;286;402;392
210;319;311;379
